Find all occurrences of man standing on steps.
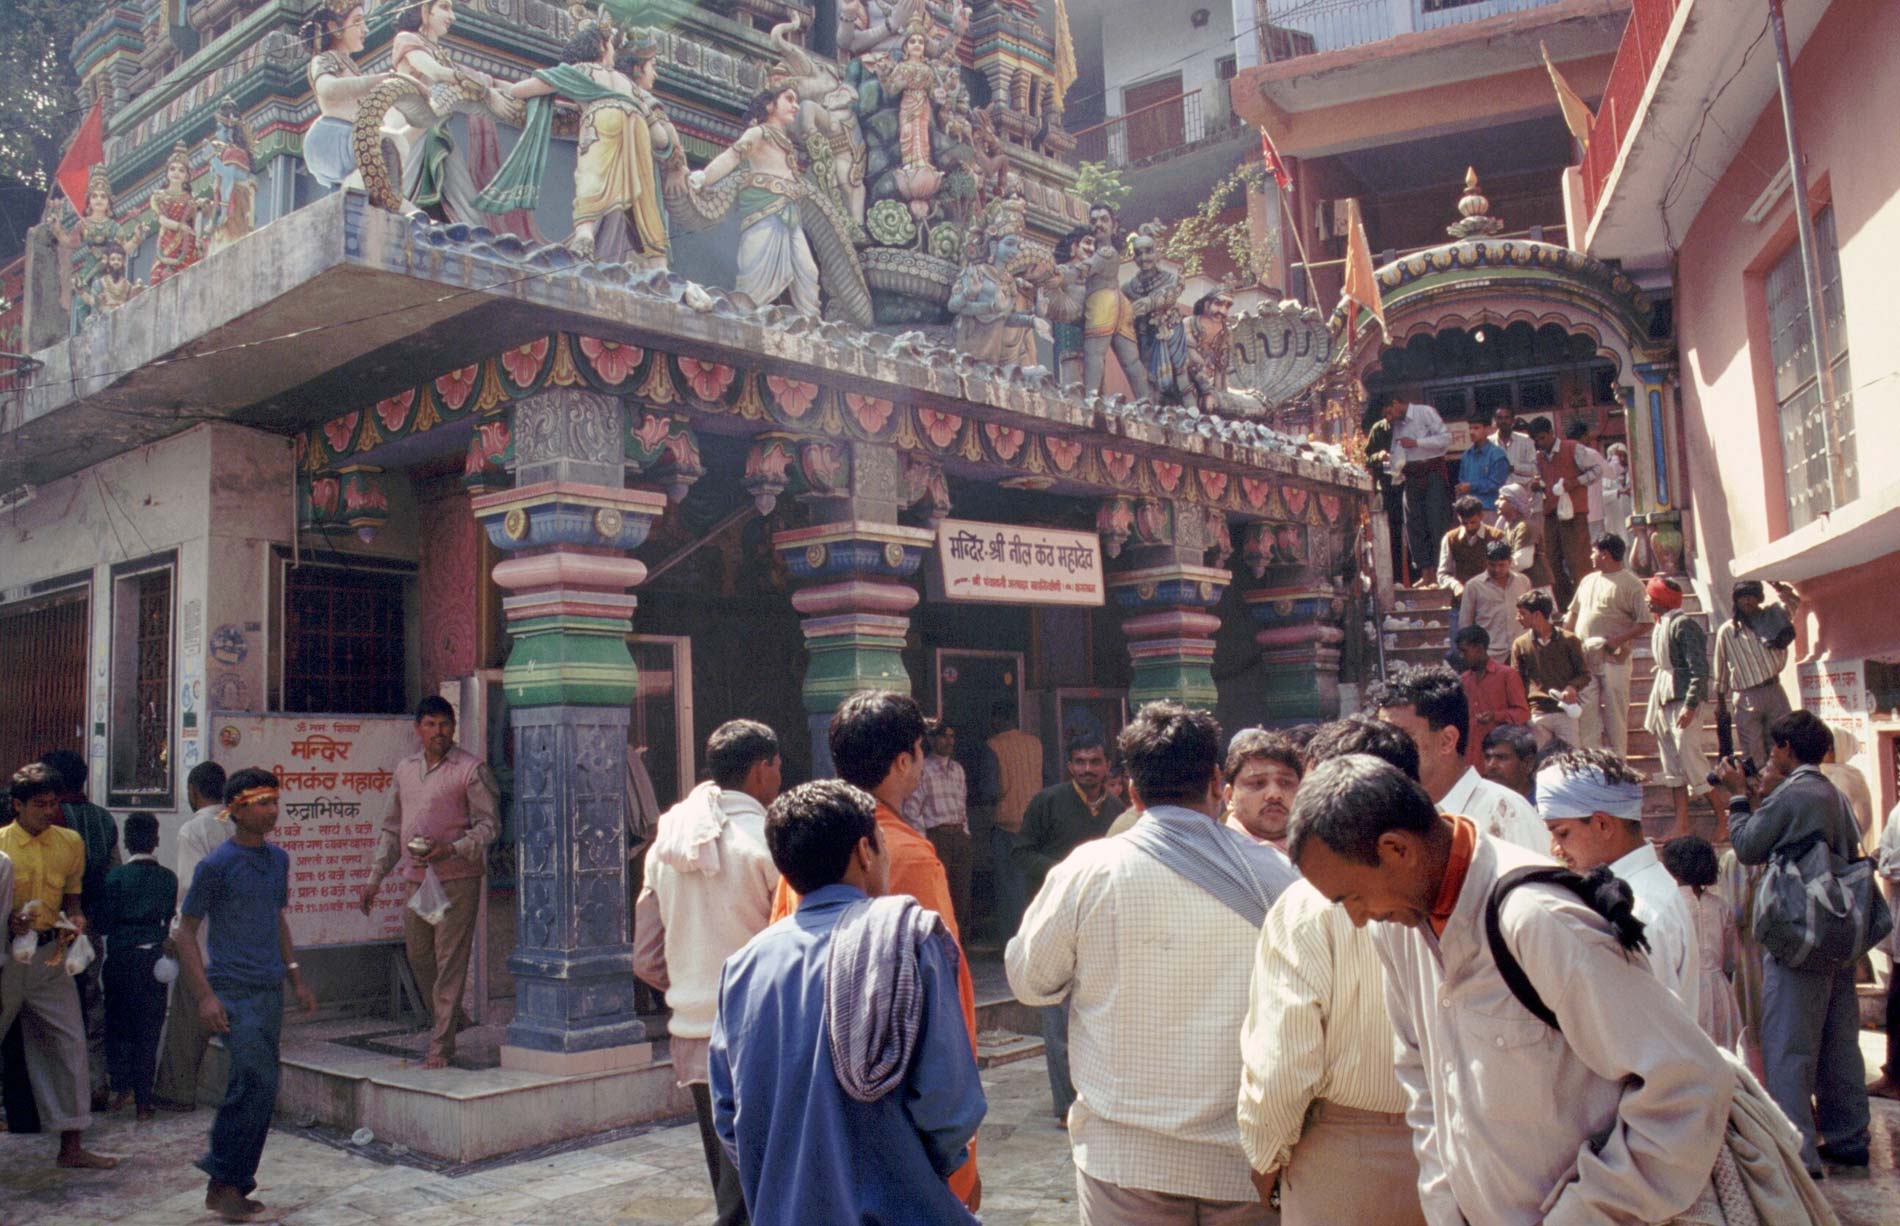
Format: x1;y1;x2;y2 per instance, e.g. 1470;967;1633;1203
1491;405;1540;497
1529;416;1602;612
1712;579;1803;769
1537;749;1699;1015
1455;627;1529;771
154;760;230;1112
1561;533;1650;757
358;697;499;1070
1434;497;1504;600
1013;732;1115;1125
1368;388;1451;586
1509;590;1591;752
1369;668;1547;853
1645;577;1715;840
635;719;782;1226
1455;542;1530;663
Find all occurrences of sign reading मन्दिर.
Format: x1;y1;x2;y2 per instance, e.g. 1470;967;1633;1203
935;518;1105;607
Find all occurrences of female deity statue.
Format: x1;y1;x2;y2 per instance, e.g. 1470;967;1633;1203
479;18;679;266
385;0;522;226
872;19;949;223
46;166;147;328
149;141;208;285
299;2;393;193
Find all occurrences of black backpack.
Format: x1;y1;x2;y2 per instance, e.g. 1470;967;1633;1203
1483;865;1650;1032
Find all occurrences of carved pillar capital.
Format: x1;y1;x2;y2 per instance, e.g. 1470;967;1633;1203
1106;563;1230;709
510;387;625;487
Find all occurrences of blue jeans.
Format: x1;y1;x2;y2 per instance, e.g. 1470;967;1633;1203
197;985;283;1195
989;826;1026;942
1041;1003;1074;1122
1760;957;1868;1168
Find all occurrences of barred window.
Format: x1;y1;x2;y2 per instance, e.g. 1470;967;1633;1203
110;559;173;805
1765;205;1856;531
282;564;408;715
0;587;89;774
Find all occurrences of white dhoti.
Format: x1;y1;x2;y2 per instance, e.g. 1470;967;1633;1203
736;206;819;316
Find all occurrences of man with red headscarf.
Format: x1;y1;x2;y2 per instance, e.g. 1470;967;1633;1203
1643;577;1712;838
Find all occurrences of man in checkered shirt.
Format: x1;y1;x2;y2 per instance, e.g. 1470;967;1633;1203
903;719;971;936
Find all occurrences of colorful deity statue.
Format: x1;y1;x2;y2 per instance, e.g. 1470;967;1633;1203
1079;204;1151;400
46;166;148;328
75;240;142;322
768;14;867;226
299;2;394;194
1037;224;1094;385
479;17;680;266
873;18;952;225
384;0;529;227
149;141;209;285
948;201;1042;367
1183;291;1267;418
208;97;255;234
1123;222;1187;401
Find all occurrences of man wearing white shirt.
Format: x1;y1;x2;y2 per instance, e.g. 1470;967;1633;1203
152;760;231;1111
1369;668;1549;853
1492;406;1540;488
1566;419;1608;538
1369;389;1451;586
1538;749;1700;1018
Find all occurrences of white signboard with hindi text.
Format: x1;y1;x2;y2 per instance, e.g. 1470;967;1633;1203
210;713;416;947
935;518;1104;607
1797;659;1874;764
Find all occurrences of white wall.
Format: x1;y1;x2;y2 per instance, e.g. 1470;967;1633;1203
1101;0;1239;116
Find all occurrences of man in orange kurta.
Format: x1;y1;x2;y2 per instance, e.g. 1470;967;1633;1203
770;692;982;1209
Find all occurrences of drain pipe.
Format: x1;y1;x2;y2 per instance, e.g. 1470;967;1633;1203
1766;0;1843;506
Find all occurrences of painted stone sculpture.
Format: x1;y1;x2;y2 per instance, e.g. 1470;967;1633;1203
1080;204;1151;399
46;166;148;328
300;2;397;195
149;141;208;285
1123;222;1186;400
480;17;679;267
948;201;1042;367
206;97;256;253
75;241;142;320
383;0;527;227
768;14;866;226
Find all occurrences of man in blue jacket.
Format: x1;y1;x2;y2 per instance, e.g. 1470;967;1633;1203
710;779;985;1224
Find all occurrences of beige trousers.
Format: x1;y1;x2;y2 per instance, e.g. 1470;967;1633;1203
1076;1167;1274;1225
0;951;93;1131
402;874;483;1061
1579;657;1633;758
1279;1102;1424;1226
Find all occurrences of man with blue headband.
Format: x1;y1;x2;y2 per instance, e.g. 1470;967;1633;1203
1537;749;1699;1017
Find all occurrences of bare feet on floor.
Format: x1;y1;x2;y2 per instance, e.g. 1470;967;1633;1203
1869;1074;1900;1102
420;1053;451;1069
55;1147;120;1170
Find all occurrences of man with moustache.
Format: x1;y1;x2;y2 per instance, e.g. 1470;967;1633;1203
1222;729;1302;853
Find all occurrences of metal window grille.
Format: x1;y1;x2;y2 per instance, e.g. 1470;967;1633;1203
0;590;88;773
283;565;406;714
1764;205;1856;531
130;569;172;793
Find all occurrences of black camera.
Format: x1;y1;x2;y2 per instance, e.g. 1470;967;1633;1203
1706;755;1758;789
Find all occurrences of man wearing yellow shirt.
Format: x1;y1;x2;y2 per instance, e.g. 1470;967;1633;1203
0;763;117;1169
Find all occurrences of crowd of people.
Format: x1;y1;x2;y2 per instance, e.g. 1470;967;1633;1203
6;669;1894;1224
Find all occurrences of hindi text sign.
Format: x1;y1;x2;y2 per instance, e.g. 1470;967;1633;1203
210;713;415;947
935;518;1104;607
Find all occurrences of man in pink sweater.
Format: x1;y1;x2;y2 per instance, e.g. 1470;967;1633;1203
635;720;783;1226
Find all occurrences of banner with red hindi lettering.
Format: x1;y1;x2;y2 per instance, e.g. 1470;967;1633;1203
210;713;417;947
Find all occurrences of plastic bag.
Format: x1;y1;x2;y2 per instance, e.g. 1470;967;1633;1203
407;866;451;927
154;955;180;985
1554;481;1576;522
11;900;44;963
62;932;95;976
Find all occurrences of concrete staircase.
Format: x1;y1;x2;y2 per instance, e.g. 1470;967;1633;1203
1378;582;1719;837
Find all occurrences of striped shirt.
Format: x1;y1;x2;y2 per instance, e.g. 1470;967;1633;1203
1007;829;1263;1202
1711;617;1788;694
903;754;968;832
1238;878;1407;1175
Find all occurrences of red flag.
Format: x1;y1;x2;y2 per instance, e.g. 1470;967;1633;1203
56;101;106;216
1258;126;1292;193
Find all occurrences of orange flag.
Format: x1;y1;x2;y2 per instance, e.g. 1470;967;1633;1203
1340;197;1385;343
1541;41;1595;148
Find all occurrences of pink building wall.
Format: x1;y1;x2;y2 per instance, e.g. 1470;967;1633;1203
1673;0;1900;812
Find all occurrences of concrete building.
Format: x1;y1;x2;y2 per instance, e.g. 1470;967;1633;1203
0;0;1368;1159
1568;0;1900;822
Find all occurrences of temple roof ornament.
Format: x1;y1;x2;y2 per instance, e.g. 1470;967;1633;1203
1446;166;1504;241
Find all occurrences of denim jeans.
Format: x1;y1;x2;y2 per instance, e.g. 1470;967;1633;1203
1042;1003;1074;1122
197;984;283;1194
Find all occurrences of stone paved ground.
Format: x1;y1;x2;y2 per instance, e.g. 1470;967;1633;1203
1;1044;1895;1224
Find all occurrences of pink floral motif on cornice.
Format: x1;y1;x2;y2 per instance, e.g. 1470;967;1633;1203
500;338;550;387
578;336;643;385
983;423;1026;460
373;389;414;434
1152;461;1184;494
918;409;962;448
1101;449;1136;484
1197;470;1229;503
844;393;894;433
322;413;359;455
435;364;480;412
679;357;736;401
1045;436;1084;472
767;374;820;417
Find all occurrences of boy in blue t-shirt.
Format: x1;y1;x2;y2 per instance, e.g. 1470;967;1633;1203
177;768;316;1222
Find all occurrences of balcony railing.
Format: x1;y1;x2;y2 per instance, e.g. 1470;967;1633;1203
1071;89;1245;170
1259;0;1571;59
1578;0;1679;219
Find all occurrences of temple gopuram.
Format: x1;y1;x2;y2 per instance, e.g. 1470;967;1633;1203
1;0;1371;1158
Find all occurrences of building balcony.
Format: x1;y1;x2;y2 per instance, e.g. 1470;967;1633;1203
1070;86;1248;171
1577;0;1829;270
1257;0;1580;59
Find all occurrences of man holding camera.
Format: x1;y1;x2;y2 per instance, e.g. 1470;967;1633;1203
1712;580;1802;769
